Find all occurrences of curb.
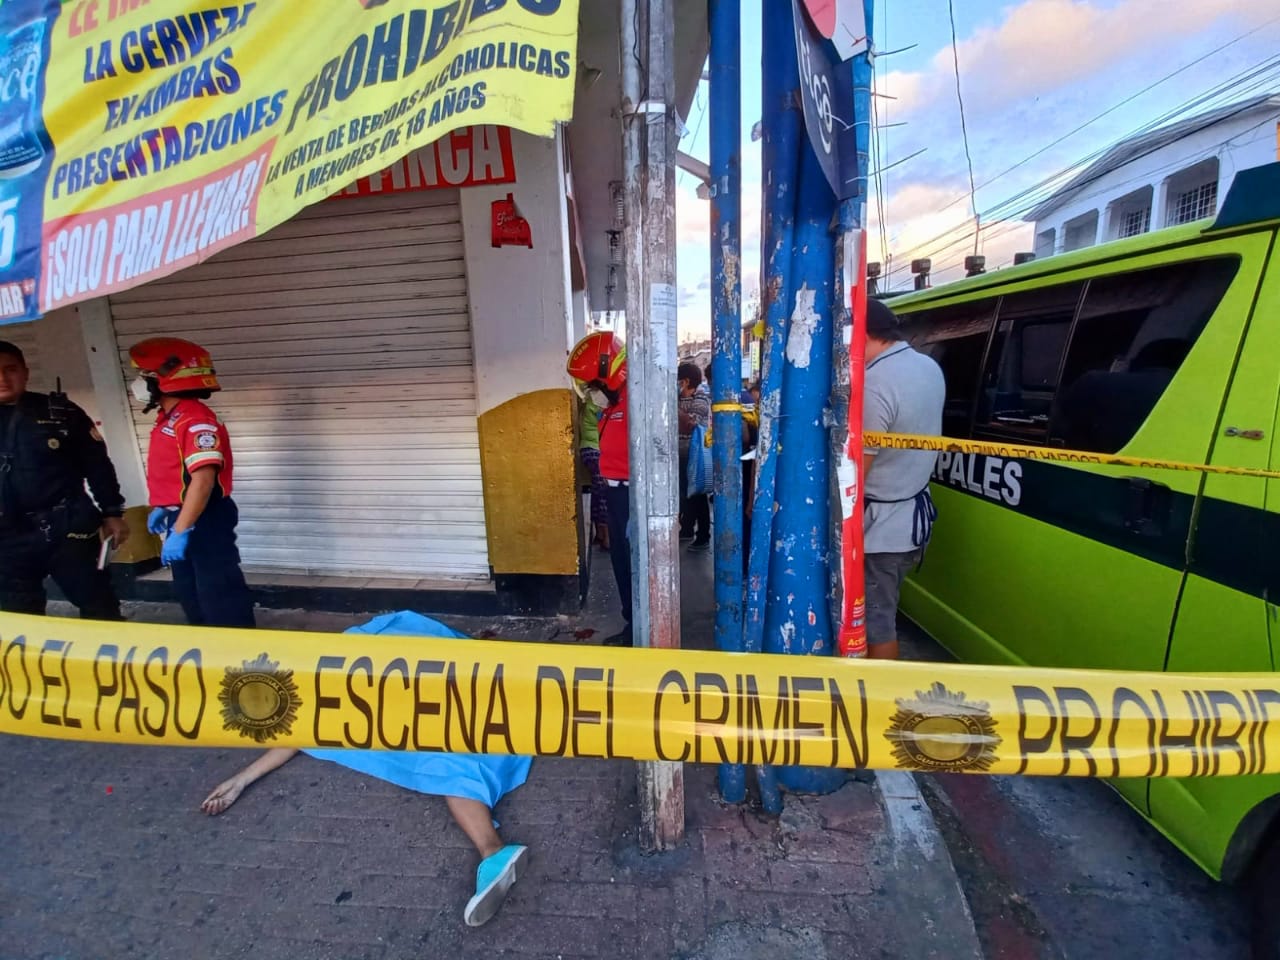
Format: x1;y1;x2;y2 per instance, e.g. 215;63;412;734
875;769;985;960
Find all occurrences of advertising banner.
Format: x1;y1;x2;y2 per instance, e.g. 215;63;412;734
0;0;580;324
4;612;1280;779
326;124;516;200
791;0;857;199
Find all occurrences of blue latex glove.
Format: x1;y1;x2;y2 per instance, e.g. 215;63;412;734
147;507;176;535
160;527;192;566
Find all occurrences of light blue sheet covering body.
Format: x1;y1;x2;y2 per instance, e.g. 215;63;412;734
303;611;532;807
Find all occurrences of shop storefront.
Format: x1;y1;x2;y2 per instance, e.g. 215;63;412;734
17;125;585;612
108;158;487;579
1;0;707;616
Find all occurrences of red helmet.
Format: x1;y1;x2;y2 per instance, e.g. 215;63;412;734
129;337;221;394
567;331;626;396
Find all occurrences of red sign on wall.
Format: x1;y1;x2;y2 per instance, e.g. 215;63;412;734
328;126;517;200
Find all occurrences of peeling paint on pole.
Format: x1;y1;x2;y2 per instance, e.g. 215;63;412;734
749;0;807;814
765;143;833;664
709;0;746;805
720;246;741;306
785;283;819;369
764;123;847;797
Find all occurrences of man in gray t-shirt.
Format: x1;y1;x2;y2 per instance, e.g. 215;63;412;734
862;299;945;660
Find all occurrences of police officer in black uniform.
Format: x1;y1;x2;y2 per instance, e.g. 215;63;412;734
0;340;130;619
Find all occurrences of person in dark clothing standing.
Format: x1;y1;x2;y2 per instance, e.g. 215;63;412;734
0;341;129;619
677;363;711;550
129;337;255;629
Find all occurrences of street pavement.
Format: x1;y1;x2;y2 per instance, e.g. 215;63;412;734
6;547;1249;958
0;549;981;960
900;626;1253;960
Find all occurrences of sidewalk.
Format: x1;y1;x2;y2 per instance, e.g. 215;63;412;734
0;550;982;960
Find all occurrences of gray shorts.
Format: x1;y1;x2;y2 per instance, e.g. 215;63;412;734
865;549;922;646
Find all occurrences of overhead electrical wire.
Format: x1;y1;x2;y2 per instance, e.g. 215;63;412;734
895;37;1280;265
894;105;1280;285
879;0;891;267
1000;56;1275;219
922;13;1280;226
881;42;1280;280
904;110;1280;286
882;52;1280;283
872;90;889;265
945;0;980;258
924;221;1032;280
871;3;890;266
989;55;1280;214
890;72;1280;281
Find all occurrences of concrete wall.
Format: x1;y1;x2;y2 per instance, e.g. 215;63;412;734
15;302;147;508
571;288;588;343
461;127;579;577
1031;111;1279;253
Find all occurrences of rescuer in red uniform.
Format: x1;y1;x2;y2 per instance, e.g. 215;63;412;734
567;332;631;646
129;337;255;628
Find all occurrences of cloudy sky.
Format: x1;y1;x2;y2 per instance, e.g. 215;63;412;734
674;0;1280;341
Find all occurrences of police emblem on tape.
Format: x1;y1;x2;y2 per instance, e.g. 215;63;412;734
219;654;303;743
885;682;1001;772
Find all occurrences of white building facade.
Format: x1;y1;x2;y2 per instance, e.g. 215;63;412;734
1028;96;1280;259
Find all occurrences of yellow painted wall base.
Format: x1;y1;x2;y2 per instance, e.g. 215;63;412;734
477;388;579;576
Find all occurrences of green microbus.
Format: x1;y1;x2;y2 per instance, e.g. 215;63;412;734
889;162;1280;951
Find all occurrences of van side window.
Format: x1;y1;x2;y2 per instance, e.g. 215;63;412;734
974;283;1085;442
902;300;997;438
1051;258;1239;453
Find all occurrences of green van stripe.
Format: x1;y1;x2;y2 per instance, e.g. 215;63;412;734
931;454;1277;600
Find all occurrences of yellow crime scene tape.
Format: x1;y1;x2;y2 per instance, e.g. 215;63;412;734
2;613;1279;779
864;432;1280;481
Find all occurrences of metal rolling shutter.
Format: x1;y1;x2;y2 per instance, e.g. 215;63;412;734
108;189;490;579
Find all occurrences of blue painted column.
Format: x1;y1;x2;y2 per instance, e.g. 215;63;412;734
747;0;804;653
831;1;877;656
852;0;875;203
764;137;846;796
747;0;804;814
708;0;746;803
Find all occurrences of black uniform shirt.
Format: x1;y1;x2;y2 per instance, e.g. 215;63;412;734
0;392;125;517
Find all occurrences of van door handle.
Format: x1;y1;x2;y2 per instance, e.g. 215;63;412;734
1123;477;1171;536
1224;427;1265;440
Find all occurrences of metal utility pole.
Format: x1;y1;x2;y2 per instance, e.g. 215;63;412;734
831;1;877;659
747;0;805;815
765;137;846;796
708;0;745;804
621;0;684;852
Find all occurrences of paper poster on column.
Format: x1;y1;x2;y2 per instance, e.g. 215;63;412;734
0;0;580;324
